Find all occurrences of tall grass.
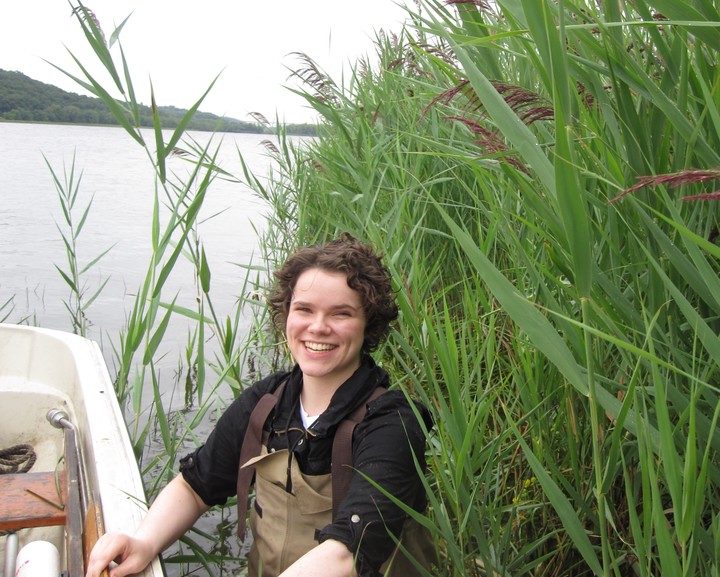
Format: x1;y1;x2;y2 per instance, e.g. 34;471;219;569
49;0;720;576
51;3;282;574
247;1;720;575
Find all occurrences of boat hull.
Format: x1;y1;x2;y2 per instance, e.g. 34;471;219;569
0;324;164;577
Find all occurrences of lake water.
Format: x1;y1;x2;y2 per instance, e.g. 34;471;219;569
1;122;283;368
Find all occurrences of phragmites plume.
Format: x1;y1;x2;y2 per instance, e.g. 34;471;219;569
386;45;428;79
609;169;720;204
577;82;596;109
72;5;106;47
684;192;720;201
384;38;453;81
289;52;338;106
248;111;270;126
260;139;280;155
356;55;370;80
419;38;457;68
445;115;528;173
377;28;403;53
303;157;327;174
494;82;554;125
424;80;474;111
378;29;408;71
426;80;554;126
424;80;553;173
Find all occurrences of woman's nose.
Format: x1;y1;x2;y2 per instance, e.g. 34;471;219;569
309;314;330;333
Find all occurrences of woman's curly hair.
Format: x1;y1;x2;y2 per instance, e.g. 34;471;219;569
268;233;398;352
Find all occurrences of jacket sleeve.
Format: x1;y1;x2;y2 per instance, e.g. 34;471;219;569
179;373;283;506
317;391;431;577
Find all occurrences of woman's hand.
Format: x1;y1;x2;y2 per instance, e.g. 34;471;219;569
85;475;209;577
85;532;156;577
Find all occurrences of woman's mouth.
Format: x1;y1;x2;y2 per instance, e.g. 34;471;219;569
305;342;336;352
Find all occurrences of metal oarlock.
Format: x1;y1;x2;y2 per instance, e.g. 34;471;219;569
46;409;84;577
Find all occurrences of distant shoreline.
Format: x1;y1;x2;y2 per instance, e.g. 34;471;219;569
0;118;270;135
0;69;318;137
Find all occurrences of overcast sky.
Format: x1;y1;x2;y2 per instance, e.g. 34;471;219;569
1;1;412;124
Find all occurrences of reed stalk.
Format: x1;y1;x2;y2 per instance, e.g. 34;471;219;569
45;153;112;336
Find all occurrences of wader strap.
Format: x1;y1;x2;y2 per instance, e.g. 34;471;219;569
331;386;387;519
236;381;287;539
236;382;388;536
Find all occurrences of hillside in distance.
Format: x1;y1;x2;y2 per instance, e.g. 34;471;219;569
0;69;317;136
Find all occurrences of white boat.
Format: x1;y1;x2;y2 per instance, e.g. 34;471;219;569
0;324;165;577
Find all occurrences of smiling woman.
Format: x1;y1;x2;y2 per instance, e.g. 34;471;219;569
285;269;367;409
85;234;436;577
269;234;399;410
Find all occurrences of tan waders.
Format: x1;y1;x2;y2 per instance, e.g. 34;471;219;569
236;382;436;577
242;448;435;577
246;448;332;577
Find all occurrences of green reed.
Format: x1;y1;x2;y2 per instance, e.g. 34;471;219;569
54;3;276;574
45;152;113;337
0;296;14;323
248;1;720;575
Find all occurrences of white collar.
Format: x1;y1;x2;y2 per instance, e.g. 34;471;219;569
299;398;320;429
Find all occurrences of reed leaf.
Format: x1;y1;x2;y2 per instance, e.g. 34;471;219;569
143;295;177;366
431;198;588;393
444;38;556;191
151;85;167;183
507;412;603;575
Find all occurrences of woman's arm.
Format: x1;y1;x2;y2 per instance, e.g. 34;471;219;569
279;539;357;577
85;475;210;577
317;392;431;574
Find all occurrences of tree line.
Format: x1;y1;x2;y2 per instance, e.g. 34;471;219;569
0;70;317;136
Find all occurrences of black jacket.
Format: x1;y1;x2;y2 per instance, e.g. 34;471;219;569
180;355;432;576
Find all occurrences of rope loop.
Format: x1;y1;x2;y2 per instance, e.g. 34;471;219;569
0;444;37;474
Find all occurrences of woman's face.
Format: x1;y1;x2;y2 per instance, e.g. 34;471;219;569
285;268;366;388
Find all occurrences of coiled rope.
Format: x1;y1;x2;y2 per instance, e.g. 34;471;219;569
0;444;37;537
0;444;37;474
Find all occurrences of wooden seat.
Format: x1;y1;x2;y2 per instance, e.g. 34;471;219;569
0;471;68;531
